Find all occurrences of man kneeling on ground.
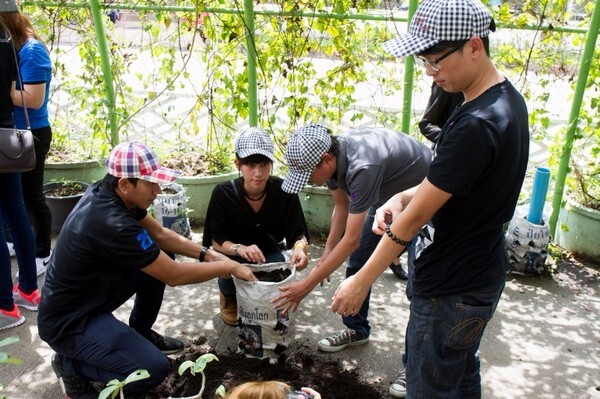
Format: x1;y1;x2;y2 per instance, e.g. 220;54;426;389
38;142;256;399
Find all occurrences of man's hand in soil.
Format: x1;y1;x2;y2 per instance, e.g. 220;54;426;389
271;278;316;316
227;261;259;282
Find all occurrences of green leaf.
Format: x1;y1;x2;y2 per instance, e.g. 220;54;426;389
178;360;196;376
124;369;150;384
216;384;227;397
0;337;18;348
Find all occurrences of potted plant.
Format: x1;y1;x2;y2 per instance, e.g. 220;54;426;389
553;85;600;261
43;180;90;233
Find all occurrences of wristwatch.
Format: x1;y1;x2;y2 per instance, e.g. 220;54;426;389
198;246;208;262
232;243;242;254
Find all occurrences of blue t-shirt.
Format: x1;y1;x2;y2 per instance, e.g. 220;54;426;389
14;38;52;129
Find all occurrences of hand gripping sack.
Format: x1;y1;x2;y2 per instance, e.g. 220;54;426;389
233;262;297;360
505;216;550;276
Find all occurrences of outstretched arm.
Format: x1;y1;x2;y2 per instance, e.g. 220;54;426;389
272;205;367;316
331;178;450;316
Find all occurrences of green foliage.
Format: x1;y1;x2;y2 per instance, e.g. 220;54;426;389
22;0;597;191
98;369;150;399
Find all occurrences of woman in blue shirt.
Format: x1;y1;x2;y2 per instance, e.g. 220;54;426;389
3;4;53;276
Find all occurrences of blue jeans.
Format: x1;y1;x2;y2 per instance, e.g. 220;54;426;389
218;250;285;296
342;205;383;339
405;279;505;399
50;268;169;393
0;172;37;310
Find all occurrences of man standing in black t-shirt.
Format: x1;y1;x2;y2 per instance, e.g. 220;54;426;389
330;0;529;397
38;142;256;399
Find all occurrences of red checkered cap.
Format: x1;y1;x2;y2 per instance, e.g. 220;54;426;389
106;142;180;184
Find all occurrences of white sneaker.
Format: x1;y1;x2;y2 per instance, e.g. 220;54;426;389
15;250;51;278
35;252;51;276
6;242;15;257
389;367;406;398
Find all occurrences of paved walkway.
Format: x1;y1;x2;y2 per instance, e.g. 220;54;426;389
1;231;599;398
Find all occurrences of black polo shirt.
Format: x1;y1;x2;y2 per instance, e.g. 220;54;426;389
38;176;161;346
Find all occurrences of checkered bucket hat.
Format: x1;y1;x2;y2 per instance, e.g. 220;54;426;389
235;127;276;162
106;142;180;184
383;0;493;57
282;123;332;194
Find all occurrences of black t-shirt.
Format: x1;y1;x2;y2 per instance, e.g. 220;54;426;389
202;176;309;254
0;30;16;127
38;176;161;346
414;80;530;296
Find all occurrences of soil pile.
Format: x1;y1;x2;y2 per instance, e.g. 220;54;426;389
136;337;382;399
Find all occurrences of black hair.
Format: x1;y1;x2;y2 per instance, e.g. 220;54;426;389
235;153;273;165
104;174;139;190
328;136;340;157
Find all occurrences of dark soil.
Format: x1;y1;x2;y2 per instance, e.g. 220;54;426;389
44;182;88;197
135;337;383;399
254;268;292;282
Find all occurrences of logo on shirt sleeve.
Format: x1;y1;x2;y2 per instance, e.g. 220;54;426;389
136;230;154;250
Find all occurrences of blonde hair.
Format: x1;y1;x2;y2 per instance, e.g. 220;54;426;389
225;381;291;399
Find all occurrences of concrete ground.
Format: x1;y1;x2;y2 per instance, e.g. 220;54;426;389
1;230;599;399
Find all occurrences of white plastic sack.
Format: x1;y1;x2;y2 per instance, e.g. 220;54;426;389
233;262;297;359
505;215;550;276
151;182;191;238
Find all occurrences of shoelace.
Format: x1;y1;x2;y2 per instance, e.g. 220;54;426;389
330;329;354;344
394;369;406;385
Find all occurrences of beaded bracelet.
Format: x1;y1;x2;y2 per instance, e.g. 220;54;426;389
385;223;411;246
198;246;208;262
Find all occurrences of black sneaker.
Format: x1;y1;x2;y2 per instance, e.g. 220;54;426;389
51;353;99;399
148;329;184;355
317;328;369;352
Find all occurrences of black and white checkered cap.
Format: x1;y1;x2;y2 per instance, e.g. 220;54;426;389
282;123;332;194
383;0;493;57
234;127;276;162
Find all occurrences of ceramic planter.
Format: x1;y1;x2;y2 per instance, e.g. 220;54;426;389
44;159;106;184
176;171;238;226
298;185;334;234
555;198;600;261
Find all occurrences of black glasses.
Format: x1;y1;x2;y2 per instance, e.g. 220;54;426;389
415;43;465;72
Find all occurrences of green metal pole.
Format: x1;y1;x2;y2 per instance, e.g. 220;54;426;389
549;0;600;237
400;0;418;134
244;0;258;127
88;0;118;146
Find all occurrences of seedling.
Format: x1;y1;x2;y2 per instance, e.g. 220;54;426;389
0;336;21;365
1;337;22;399
168;353;219;399
98;369;150;399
